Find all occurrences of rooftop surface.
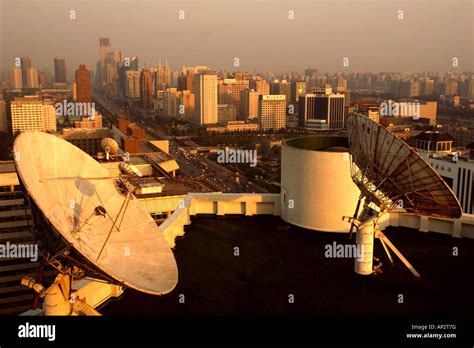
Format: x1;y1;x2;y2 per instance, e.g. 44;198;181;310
101;216;474;316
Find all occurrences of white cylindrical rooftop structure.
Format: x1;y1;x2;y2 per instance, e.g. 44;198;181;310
281;136;360;233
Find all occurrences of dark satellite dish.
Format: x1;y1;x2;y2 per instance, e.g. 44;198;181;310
345;114;462;278
347;113;462;219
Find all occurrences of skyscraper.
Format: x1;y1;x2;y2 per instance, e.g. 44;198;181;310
20;57;31;87
129;56;139;71
0;99;7;133
26;67;39;88
217;79;249;119
290;81;307;105
258;95;286;131
75;64;92;102
193;73;218;125
298;88;345;130
125;70;141;99
99;38;111;85
420;78;434;96
155;61;171;91
270;79;291;102
12;67;22;89
240;89;259;118
54;57;67;83
140;69;153;109
445;80;458;96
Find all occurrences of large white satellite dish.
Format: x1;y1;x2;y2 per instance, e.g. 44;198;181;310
14;131;178;295
345;113;462;277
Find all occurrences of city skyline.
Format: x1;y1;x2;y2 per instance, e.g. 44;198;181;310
1;0;473;75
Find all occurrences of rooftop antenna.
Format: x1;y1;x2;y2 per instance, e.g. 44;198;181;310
100;137;119;161
344;113;462;278
13;132;178;314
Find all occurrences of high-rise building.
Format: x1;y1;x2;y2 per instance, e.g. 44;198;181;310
298;89;345;130
125;70;141;99
155;61;171;91
445;80;458;96
420;78;434;96
217;79;249;119
20;57;31;87
26;67;39;88
178;70;195;93
104;51;121;87
409;80;420;97
179;90;195;120
10;96;56;134
99;38;111;85
193;73;218;125
38;70;47;88
163;88;194;119
304;68;318;79
0;99;7;133
217;104;237;123
75;64;92;103
163;62;171;87
270;79;291;102
468;79;474;99
163;88;180;117
290;81;307;105
129;56;138;70
72;82;77;101
12;67;22;89
258;95;286;131
240;89;259;118
140;69;154;109
54;57;67;83
336;77;347;91
250;76;270;95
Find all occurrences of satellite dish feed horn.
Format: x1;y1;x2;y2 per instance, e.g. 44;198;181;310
346;113;462;278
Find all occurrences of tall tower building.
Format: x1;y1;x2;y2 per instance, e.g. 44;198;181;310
250;76;269;95
12;67;22;89
72;82;77;101
75;64;92;102
420;78;434;96
468;79;474;99
54;57;67;83
217;79;249;119
164;61;171;86
240;89;259;118
26;67;39;88
125;70;141;99
155;61;172;91
258;95;286;131
445;80;458;96
270;80;291;102
298;89;345;130
99;38;111;85
0;99;7;133
38;70;47;88
20;57;31;87
290;81;307;105
193;73;218;125
140;69;153;109
129;56;139;70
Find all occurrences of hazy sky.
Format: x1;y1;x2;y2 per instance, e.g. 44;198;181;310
1;0;473;76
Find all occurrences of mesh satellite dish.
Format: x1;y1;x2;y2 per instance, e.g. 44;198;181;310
14;131;178;296
345;113;462;278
